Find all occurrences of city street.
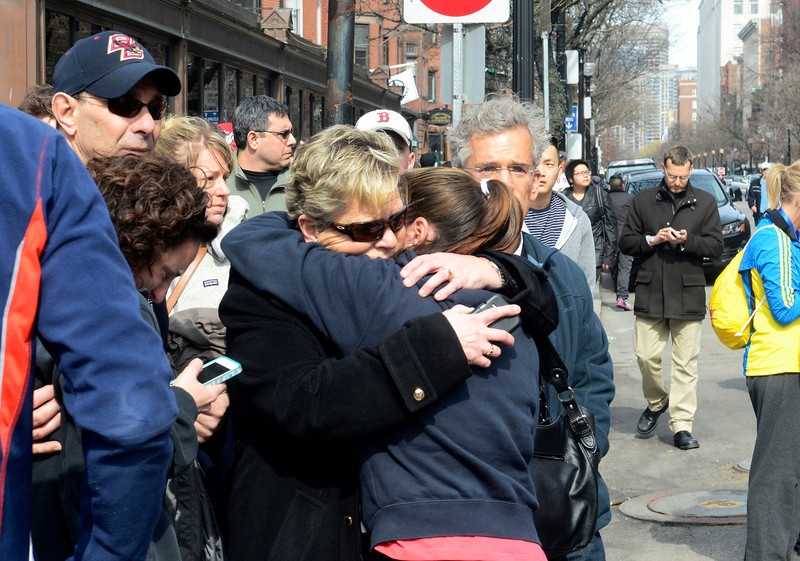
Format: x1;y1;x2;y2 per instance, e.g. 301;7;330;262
597;278;758;561
598;282;753;560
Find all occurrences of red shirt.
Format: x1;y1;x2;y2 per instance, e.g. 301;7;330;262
375;536;548;561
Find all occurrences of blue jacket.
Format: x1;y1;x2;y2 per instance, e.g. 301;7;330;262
223;212;542;547
0;106;176;561
522;233;615;529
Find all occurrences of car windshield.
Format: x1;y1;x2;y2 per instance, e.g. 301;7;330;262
608;164;657;177
627;176;662;195
626;173;728;206
690;174;728;206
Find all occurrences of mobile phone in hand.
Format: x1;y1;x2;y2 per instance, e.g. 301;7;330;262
198;356;242;385
471;294;520;333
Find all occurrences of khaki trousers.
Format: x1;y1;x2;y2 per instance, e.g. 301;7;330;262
634;316;703;433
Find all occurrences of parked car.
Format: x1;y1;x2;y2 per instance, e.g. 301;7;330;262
606;158;657;180
626;169;750;282
724;176;747;201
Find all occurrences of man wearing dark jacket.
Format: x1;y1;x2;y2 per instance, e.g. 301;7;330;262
620;146;722;450
607;175;634;310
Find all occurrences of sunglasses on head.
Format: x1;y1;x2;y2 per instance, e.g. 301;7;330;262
331;207;407;243
101;94;166;120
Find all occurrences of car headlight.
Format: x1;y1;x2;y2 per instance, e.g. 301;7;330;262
721;221;746;236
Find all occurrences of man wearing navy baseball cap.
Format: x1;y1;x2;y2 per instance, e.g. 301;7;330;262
51;31;181;162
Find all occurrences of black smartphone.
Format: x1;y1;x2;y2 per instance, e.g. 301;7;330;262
470;294;520;333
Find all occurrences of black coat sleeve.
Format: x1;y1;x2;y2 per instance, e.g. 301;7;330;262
221;272;472;442
619;196;656;258
599;188;618;263
477;250;559;337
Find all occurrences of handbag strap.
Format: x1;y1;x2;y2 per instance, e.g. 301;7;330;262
166;245;208;315
532;331;598;452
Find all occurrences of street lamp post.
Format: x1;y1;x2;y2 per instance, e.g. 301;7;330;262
720;148;725;172
583;61;596;172
712;149;716;168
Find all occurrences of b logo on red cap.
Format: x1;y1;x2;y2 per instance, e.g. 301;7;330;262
107;34;144;62
377;111;390;123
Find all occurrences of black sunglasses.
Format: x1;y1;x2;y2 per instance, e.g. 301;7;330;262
104;94;166;120
331;207;407;243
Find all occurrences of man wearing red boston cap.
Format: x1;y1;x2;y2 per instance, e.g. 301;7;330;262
50;31;181;162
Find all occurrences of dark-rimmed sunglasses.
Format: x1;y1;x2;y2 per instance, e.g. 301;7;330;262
101;94;167;120
331;207;408;243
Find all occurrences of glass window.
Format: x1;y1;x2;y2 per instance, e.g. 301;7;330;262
204;60;221;123
139;38;167;66
45;11;71;83
187;55;203;116
750;0;758;13
405;42;418;62
240;71;255;101
255;75;267;96
288;87;300;136
733;0;743;14
355;24;370;67
222;66;238;121
383;37;390;65
427;71;436;101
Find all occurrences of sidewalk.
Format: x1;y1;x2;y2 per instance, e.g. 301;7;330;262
596;286;755;560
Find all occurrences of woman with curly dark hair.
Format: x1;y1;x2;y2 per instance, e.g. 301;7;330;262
89;154;219;303
31;154;225;561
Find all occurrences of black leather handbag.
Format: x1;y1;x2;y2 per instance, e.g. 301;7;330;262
529;333;601;557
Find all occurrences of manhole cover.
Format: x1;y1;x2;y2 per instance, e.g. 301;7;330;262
619;489;748;525
648;490;747;518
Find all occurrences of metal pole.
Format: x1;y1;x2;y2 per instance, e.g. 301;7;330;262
325;0;354;126
577;50;584;159
452;23;464;128
542;31;550;133
512;0;535;101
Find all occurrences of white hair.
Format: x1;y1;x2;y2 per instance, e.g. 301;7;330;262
448;95;549;168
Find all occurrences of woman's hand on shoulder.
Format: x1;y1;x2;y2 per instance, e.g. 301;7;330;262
400;253;503;301
443;304;518;368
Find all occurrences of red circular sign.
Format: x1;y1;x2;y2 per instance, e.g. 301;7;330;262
420;0;492;16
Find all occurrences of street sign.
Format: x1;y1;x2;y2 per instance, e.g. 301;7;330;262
564;105;578;133
403;0;510;24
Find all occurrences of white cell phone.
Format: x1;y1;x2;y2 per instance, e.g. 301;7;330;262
198;356;242;385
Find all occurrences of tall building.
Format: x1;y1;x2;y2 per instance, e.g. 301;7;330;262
612;24;669;155
697;0;781;119
678;72;698;137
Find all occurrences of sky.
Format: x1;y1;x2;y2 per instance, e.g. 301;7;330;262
664;0;700;68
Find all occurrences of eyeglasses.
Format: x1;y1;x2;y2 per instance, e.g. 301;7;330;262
330;207;407;243
253;129;295;141
666;174;690;183
82;93;166;120
572;170;591;177
466;164;539;178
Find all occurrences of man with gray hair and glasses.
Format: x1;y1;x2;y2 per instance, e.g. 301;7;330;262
228;95;297;217
449;95;615;560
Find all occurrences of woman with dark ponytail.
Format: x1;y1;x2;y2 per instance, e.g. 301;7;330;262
222;130;554;561
401;168;522;255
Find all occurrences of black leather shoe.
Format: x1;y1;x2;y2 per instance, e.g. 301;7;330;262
673;431;699;450
635;401;668;437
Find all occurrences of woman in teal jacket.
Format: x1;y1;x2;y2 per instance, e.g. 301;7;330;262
739;160;800;561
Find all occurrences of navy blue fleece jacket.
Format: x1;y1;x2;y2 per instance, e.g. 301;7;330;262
223;212;542;547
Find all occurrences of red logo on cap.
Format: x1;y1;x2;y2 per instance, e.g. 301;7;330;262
107;34;144;62
377;111;390;123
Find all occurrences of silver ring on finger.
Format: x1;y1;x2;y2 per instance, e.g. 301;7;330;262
441;267;452;281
